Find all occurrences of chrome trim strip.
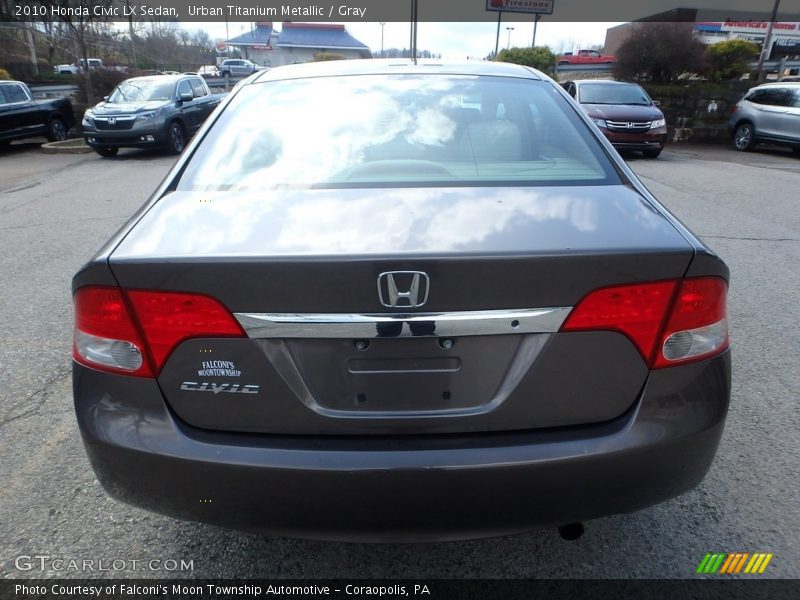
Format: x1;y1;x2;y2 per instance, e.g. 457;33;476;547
235;307;572;339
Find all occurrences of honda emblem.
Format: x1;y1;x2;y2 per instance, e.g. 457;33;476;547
377;271;430;308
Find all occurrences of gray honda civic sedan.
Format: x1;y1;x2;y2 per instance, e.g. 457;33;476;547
72;60;730;541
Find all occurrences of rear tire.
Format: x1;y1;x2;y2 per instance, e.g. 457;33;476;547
95;146;118;157
733;123;756;151
166;122;186;155
46;118;68;142
642;148;662;159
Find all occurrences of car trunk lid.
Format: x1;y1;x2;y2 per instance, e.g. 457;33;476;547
108;185;693;435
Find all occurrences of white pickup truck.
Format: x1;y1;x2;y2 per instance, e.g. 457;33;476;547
54;58;104;75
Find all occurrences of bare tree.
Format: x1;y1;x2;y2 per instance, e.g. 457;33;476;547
613;23;706;84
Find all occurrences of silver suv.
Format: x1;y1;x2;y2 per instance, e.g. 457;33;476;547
219;59;263;78
729;82;800;153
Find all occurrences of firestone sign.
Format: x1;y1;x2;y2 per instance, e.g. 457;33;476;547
486;0;555;16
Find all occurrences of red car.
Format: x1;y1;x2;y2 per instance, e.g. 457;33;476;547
562;79;667;158
558;49;616;65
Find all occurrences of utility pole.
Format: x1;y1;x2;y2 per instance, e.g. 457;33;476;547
494;11;502;58
126;0;137;68
380;22;385;58
225;14;230;57
756;0;780;82
409;0;418;63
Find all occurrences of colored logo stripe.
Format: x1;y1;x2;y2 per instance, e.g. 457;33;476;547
697;553;773;574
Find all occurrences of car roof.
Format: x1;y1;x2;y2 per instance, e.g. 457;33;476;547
124;75;191;84
752;81;800;88
250;59;544;84
570;79;638;86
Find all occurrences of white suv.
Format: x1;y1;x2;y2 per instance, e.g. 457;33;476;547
729;82;800;153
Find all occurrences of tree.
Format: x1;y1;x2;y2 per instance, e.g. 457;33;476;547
613;23;706;84
313;52;346;62
705;39;759;81
496;46;556;76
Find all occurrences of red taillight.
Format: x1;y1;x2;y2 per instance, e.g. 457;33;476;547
73;287;245;377
561;277;728;369
125;290;245;370
560;280;677;363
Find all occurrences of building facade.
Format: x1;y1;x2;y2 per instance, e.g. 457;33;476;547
222;22;372;67
605;10;800;58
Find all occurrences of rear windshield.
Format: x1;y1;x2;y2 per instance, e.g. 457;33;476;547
178;74;620;190
108;79;175;103
579;83;652;106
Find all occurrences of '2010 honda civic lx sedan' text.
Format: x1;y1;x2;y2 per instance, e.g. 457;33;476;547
72;60;730;542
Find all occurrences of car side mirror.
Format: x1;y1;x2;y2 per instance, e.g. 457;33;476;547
179;91;193;102
652;100;661;107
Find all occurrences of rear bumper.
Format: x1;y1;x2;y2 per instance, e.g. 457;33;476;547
73;351;731;541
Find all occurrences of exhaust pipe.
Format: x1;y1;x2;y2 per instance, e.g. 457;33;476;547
558;523;585;540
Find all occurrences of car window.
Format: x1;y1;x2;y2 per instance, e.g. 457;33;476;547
578;83;652;105
177;80;193;98
1;84;30;103
749;88;794;106
190;79;207;98
178;75;621;191
793;89;800;109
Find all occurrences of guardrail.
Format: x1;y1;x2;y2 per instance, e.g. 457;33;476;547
554;59;800;79
554;63;615;74
28;84;79;99
28;75;240;99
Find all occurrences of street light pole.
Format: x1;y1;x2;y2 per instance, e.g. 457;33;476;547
506;26;514;49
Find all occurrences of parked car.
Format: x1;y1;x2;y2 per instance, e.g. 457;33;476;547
0;80;74;146
563;79;667;158
72;60;730;541
557;49;616;65
197;65;221;77
54;58;104;75
729;82;800;153
81;74;224;157
219;59;264;77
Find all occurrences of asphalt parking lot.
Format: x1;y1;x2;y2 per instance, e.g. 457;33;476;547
0;141;798;579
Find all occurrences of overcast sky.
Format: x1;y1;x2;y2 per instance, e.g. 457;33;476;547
183;21;623;58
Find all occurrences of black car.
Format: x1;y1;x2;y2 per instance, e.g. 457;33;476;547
72;60;730;541
81;75;223;157
0;80;74;146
